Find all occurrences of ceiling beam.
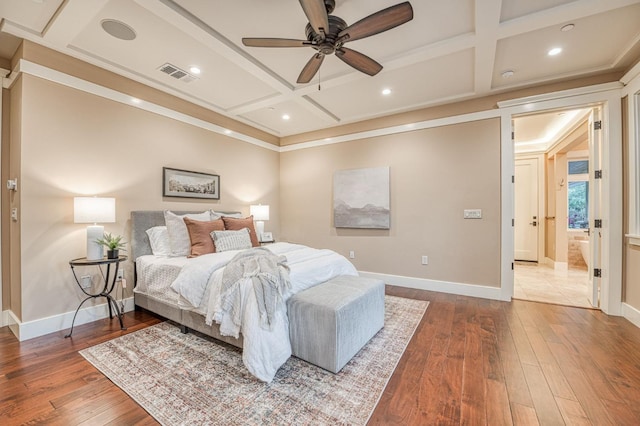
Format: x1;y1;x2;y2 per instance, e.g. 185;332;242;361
41;0;108;46
473;0;502;93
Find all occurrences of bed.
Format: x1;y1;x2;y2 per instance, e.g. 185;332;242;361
131;210;361;381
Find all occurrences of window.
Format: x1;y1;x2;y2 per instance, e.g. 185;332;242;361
568;159;589;229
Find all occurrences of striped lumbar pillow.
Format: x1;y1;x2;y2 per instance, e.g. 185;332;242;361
211;228;252;252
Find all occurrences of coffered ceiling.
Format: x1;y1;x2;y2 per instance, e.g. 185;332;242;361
1;0;639;138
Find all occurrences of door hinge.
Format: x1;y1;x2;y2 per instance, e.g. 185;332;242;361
595;170;602;179
594;268;601;278
512;262;514;270
511;131;514;141
512;218;515;226
512;175;515;183
594;219;602;228
594;120;602;130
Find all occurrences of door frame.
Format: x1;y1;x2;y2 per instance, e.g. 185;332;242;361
514;155;545;263
498;82;624;315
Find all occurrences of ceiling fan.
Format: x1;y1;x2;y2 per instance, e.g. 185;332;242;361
242;0;414;84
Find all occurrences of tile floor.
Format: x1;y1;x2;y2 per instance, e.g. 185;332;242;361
513;262;594;308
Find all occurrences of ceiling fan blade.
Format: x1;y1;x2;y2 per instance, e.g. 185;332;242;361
338;2;413;43
299;0;329;36
242;38;311;48
297;53;325;83
336;48;383;76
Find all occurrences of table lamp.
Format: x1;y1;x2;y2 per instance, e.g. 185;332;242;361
74;197;116;260
250;204;269;242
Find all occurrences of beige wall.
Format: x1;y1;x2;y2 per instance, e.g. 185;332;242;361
7;77;22;318
280;119;502;288
1;87;11;311
13;74;279;322
622;92;640;310
625;246;640;306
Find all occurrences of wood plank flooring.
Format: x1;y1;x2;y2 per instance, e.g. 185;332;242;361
2;286;640;425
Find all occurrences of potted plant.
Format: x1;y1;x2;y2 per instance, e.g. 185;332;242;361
96;232;126;259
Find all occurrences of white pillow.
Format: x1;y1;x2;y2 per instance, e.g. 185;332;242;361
146;226;171;256
211;228;252;252
211;210;243;219
164;210;212;257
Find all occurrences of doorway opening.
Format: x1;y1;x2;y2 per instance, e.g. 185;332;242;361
513;106;600;309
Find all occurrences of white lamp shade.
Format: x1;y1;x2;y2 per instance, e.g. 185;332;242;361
250;204;270;221
74;197;116;223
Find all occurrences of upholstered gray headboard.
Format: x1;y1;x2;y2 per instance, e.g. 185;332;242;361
130;210;241;260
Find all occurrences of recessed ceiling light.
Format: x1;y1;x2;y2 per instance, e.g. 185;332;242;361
501;70;515;78
282;114;290;120
190;66;201;75
548;47;562;56
561;24;575;32
382;88;391;95
101;19;137;41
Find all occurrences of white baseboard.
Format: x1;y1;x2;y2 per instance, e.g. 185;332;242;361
543;258;568;270
622;303;640;329
1;309;11;327
359;271;506;301
7;297;135;341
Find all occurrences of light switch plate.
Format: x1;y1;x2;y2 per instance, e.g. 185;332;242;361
464;209;482;219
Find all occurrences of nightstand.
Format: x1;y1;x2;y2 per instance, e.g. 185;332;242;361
66;256;127;338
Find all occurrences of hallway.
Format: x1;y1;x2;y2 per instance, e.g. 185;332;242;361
514;262;593;308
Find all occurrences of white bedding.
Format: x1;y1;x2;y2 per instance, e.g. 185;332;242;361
140;243;358;382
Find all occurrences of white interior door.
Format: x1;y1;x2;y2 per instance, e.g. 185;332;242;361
515;158;539;261
588;108;602;307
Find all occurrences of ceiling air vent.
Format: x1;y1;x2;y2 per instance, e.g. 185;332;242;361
157;63;196;83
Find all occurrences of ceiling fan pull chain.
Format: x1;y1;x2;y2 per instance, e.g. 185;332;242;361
318;68;322;91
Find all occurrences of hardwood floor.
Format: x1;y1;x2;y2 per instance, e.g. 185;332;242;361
2;287;640;425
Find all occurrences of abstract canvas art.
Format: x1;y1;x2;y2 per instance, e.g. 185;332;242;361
334;167;390;229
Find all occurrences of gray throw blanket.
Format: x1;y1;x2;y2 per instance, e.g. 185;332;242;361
219;247;291;332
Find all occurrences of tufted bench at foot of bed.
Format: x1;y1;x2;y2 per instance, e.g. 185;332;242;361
287;275;385;373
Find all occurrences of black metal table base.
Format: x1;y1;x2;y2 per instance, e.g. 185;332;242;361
64;293;126;338
66;256;128;338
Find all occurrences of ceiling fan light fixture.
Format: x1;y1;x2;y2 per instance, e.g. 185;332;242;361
101;19;137;41
242;1;413;84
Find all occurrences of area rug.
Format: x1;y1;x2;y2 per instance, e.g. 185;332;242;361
80;295;428;425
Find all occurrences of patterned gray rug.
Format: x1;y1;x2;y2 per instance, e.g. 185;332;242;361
80;295;428;425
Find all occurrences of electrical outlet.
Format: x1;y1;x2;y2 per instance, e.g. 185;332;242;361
421;256;428;265
349;250;355;259
116;269;124;281
80;275;92;289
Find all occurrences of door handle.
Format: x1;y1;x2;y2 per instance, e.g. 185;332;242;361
529;221;537;226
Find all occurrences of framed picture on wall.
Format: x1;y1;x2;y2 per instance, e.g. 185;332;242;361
334;166;390;229
163;167;220;200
